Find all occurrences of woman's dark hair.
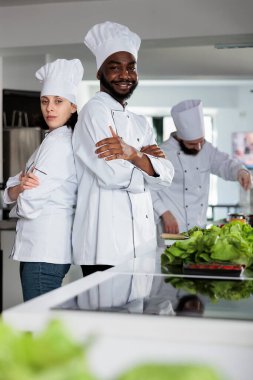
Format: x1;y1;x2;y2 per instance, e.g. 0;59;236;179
66;111;78;130
37;110;78;131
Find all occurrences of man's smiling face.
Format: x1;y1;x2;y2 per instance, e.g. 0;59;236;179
97;51;138;104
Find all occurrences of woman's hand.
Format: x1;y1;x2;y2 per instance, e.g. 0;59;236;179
140;145;166;158
8;169;40;202
19;169;40;191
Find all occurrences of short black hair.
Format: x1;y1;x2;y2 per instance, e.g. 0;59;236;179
175;295;204;316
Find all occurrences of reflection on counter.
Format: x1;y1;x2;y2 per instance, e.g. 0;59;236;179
53;273;253;321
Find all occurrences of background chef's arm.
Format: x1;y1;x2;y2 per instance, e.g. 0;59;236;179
151;189;179;233
210;145;252;189
16;137;74;220
151;190;169;221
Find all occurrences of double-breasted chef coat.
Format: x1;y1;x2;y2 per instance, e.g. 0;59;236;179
152;135;247;233
4;126;77;264
72;92;174;265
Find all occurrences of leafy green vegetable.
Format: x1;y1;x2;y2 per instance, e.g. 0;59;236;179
0;320;225;380
116;363;222;380
166;277;253;303
162;221;253;269
0;319;96;380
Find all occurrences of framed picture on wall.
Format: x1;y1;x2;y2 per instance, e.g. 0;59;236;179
232;131;253;169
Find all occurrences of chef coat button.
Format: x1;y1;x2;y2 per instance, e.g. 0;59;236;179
187;223;190;226
185;205;188;208
127;115;130;118
185;188;188;191
201;203;203;206
184;170;187;173
178;152;180;155
146;215;148;219
144;187;146;192
196;167;199;170
137;138;140;142
199;185;202;188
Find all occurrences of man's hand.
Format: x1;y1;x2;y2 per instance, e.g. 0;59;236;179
140;145;166;158
237;169;252;191
95;126;156;176
161;210;179;234
95;126;138;161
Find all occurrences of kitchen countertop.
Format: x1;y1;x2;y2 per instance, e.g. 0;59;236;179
2;250;253;380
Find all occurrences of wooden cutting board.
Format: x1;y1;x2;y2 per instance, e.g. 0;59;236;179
160;233;189;240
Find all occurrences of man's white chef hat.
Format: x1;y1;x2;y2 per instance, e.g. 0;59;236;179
171;99;205;141
35;58;84;105
84;21;141;70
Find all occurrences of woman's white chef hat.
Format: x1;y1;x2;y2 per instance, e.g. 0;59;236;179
171;99;205;141
84;21;141;70
35;59;84;105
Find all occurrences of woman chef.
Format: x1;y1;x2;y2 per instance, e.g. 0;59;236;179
3;58;84;301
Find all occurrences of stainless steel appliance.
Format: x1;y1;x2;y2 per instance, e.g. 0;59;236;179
3;127;42;183
1;127;43;219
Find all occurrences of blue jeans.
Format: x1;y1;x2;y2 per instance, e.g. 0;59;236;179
20;262;70;302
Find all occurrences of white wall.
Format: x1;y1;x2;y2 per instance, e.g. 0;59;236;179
1;0;253;48
2;55;46;91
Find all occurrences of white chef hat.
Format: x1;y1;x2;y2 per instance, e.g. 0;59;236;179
84;21;141;70
171;99;205;141
35;58;84;105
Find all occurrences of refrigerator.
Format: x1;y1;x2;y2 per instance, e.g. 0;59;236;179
3;127;43;184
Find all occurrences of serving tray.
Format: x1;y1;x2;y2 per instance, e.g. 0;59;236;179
183;262;245;277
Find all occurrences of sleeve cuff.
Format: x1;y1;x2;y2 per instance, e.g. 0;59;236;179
141;155;174;187
124;167;145;193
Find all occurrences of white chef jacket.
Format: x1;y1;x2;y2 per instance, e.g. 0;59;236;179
72;92;174;265
152;135;247;233
4;126;77;264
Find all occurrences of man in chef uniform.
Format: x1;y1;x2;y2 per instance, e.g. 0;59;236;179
72;21;174;275
152;99;252;235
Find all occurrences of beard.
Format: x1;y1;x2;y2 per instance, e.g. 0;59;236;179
100;73;138;102
179;140;200;156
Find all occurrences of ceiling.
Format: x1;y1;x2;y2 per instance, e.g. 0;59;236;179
3;40;253;80
0;0;107;6
1;0;253;80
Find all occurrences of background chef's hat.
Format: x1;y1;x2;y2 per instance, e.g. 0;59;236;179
84;21;141;70
171;99;205;141
35;58;84;105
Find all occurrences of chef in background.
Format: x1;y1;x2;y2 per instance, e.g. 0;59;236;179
151;99;252;235
4;59;83;301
